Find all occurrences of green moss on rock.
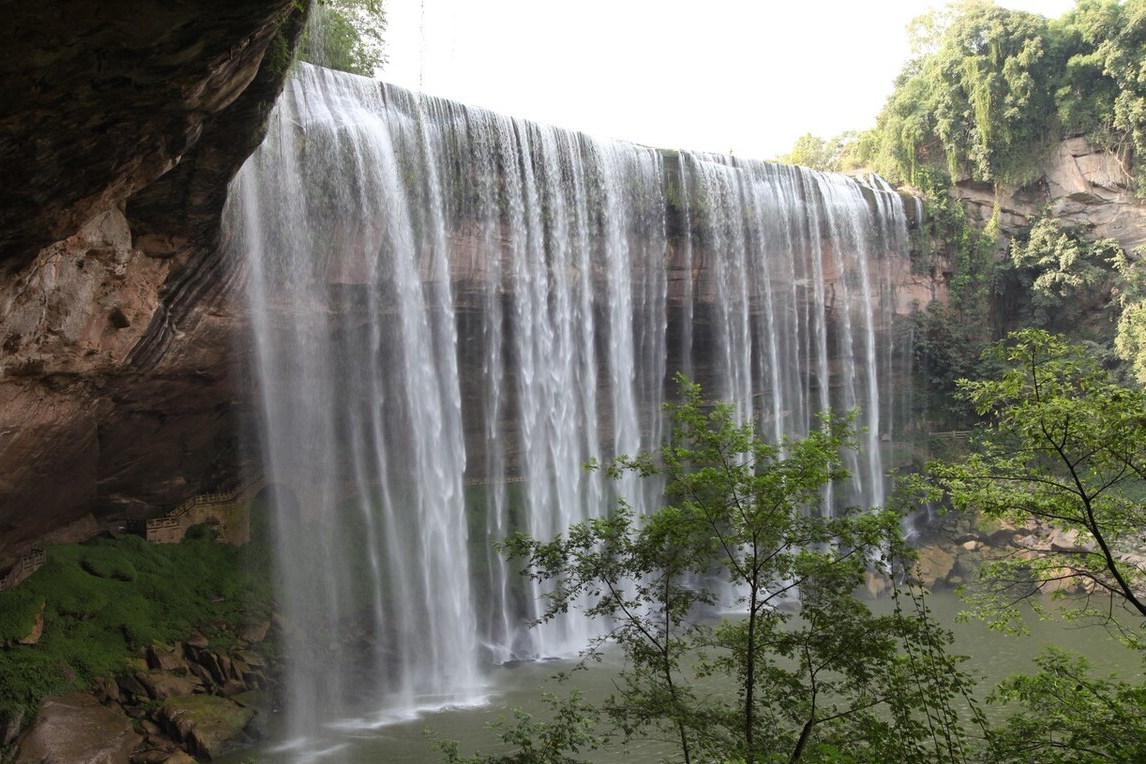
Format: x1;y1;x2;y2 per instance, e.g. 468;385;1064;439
0;529;273;717
0;587;44;646
158;694;255;760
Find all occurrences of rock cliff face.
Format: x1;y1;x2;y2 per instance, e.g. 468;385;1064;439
955;136;1146;255
6;7;1139;566
0;1;307;557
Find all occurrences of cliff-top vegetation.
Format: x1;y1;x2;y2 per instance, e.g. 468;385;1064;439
783;0;1145;195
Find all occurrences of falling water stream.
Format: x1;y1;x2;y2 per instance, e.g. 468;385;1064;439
226;63;916;760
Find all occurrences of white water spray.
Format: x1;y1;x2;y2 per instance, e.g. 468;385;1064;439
227;64;913;748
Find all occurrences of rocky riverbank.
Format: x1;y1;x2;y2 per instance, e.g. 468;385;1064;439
8;624;276;764
0;526;278;764
895;508;1146;599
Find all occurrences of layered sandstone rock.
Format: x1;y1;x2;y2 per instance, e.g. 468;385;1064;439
956;136;1146;255
0;1;308;557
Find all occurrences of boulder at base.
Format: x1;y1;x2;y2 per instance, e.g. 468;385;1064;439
158;694;255;760
914;546;956;589
13;692;140;764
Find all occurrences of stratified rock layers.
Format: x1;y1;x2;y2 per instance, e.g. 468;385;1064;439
956;136;1146;254
0;1;306;556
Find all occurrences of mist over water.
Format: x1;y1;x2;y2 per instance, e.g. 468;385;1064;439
226;63;913;752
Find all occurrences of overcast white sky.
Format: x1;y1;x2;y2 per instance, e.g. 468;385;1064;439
379;0;1078;160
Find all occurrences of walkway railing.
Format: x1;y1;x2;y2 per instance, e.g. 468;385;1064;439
140;475;264;542
0;544;46;593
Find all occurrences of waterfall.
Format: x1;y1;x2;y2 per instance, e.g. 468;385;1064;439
226;63;913;743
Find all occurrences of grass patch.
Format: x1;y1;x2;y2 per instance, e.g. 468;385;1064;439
0;526;273;718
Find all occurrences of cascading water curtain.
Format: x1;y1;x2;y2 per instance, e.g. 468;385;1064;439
226;62;914;745
228;64;482;743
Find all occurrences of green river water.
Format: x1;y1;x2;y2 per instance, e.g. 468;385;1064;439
222;590;1143;764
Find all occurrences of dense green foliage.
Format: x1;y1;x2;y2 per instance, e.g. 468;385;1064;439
1076;0;1146;194
927;330;1146;632
782;1;1146;424
781;1;1144;196
920;330;1146;762
997;216;1121;333
0;526;273;718
1113;248;1146;382
775;132;860;173
902;168;1000;429
299;0;387;77
986;649;1146;763
1007;218;1111;303
471;377;981;764
857;0;1145;192
864;1;1059;186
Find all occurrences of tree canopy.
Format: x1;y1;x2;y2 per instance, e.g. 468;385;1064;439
916;329;1146;763
486;377;980;764
824;0;1146;193
775;132;859;173
299;0;387;77
928;330;1146;633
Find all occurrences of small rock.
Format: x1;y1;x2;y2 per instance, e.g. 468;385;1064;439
189;663;215;689
103;674;122;702
961;540;980;552
185;633;209;650
17;605;45;645
222;654;241;682
230;691;268;711
220;679;247;697
117;674;150;702
147;644;189;675
131;749;173;764
136;671;197;701
198;652;226;686
953;556;978;581
240;619;271;644
1049;527;1095;553
988;528;1017;548
235;650;266;669
241;670;265;688
142;734;176;753
194;651;238;686
90;676;111;704
1013;534;1038;549
864;569;890;598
